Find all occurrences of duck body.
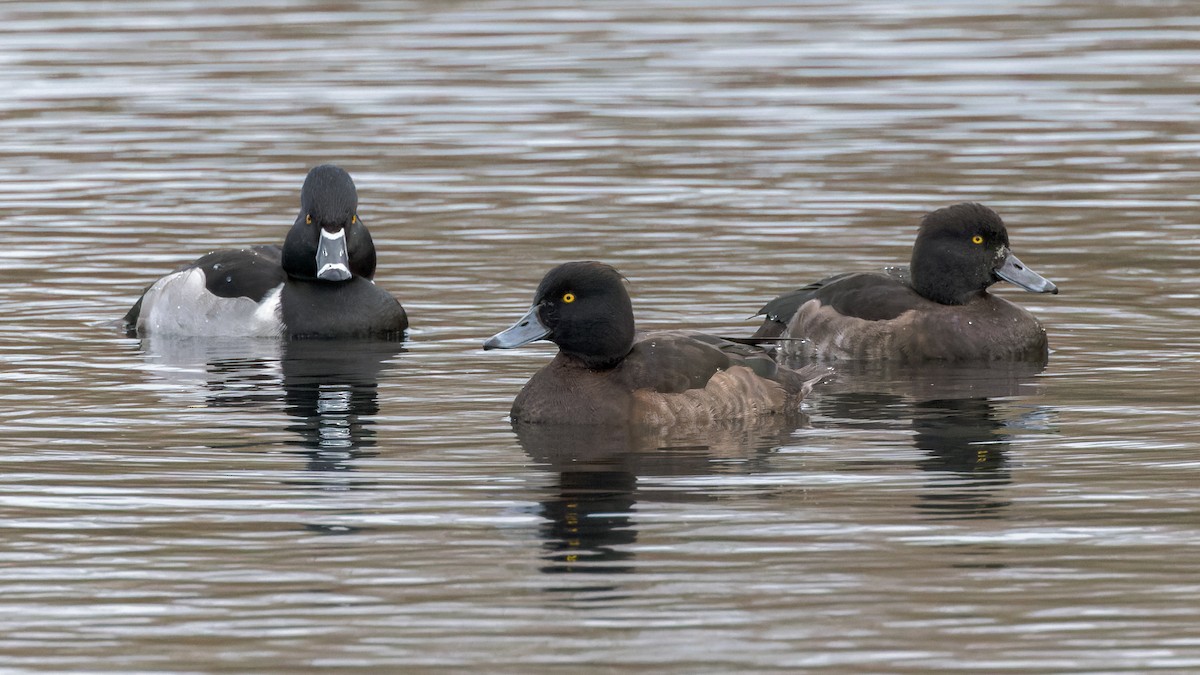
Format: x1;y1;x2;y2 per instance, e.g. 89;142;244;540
486;262;824;427
124;165;407;340
754;203;1057;363
755;269;1049;362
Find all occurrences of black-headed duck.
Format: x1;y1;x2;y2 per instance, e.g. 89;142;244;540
485;261;826;426
124;165;407;339
753;203;1057;361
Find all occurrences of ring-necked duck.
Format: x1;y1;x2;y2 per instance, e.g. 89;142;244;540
124;165;407;339
753;203;1057;362
484;261;827;426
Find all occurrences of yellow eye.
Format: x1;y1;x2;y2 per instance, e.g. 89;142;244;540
562;292;576;303
305;214;312;225
352;215;357;224
971;235;984;244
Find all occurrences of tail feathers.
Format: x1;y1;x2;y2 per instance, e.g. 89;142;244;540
793;363;834;398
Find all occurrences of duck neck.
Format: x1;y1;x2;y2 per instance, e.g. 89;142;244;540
909;247;991;306
556;305;636;370
911;274;981;305
563;326;635;370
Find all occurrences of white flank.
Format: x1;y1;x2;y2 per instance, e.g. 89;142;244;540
137;268;284;337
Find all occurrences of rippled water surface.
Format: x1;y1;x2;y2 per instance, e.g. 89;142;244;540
3;1;1200;671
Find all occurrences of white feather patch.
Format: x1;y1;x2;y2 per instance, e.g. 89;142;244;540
136;268;284;337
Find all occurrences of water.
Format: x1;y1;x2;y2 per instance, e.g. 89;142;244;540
2;0;1200;671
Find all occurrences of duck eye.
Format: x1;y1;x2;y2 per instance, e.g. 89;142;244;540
562;292;576;304
971;235;984;245
305;214;313;225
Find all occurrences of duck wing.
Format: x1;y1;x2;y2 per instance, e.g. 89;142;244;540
194;245;286;300
752;272;857;338
620;331;827;397
755;271;927;335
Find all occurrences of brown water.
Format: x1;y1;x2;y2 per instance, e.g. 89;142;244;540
2;1;1200;671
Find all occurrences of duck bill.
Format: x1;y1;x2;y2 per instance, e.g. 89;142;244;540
483;306;549;350
316;228;352;281
996;251;1058;294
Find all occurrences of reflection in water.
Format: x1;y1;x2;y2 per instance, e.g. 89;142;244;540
515;418;803;578
814;361;1050;520
912;397;1012;518
280;340;403;476
137;336;403;480
540;468;638;576
139;336;284;414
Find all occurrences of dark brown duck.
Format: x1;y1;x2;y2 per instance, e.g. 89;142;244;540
754;203;1058;362
485;261;826;426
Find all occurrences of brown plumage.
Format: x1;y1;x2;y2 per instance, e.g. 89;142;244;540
754;203;1057;362
486;262;827;427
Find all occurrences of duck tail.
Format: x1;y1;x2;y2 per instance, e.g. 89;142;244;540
794;363;834;398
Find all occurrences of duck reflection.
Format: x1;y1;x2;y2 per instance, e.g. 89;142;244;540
515;417;802;577
911;397;1012;517
138;336;285;413
136;335;403;479
279;340;403;477
812;361;1047;519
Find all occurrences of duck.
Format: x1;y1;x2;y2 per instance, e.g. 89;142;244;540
752;202;1057;362
484;261;827;426
124;165;407;339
